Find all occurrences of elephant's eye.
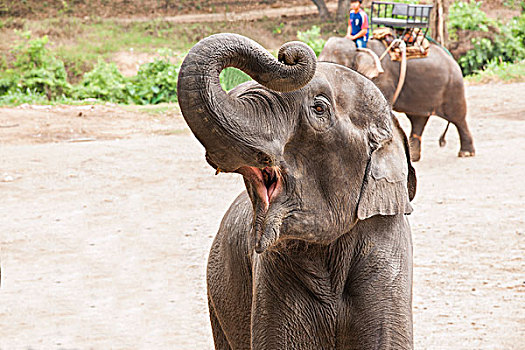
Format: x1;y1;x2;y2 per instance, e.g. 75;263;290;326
314;104;325;114
312;96;330;116
307;95;333;132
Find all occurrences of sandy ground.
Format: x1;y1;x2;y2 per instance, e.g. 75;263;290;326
0;82;524;349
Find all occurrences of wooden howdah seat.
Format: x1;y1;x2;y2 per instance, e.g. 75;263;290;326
370;1;433;46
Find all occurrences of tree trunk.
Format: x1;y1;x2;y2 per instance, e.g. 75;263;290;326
430;0;450;46
312;0;331;20
336;0;350;21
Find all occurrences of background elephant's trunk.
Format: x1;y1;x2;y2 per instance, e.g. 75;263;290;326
177;33;317;172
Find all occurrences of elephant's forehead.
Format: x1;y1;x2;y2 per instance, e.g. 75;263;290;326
315;62;385;100
314;62;391;127
317;61;355;75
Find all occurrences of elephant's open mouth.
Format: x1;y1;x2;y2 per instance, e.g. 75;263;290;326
237;165;285;253
237;166;282;211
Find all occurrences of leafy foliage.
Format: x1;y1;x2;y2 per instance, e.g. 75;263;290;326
503;0;525;11
73;51;183;105
1;11;523;106
0;33;256;105
458;13;525;75
0;88;51;105
297;25;326;57
449;1;494;32
459;38;497;75
466;59;525;84
73;60;129;102
127;49;181;105
1;32;71;99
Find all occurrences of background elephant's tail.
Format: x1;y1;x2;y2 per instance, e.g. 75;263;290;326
439;121;451;147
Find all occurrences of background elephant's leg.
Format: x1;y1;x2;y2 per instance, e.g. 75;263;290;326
406;114;430;162
209;300;233;350
452;118;476;157
441;97;475;157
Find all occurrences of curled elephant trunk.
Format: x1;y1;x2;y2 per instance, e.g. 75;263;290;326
177;33;317;172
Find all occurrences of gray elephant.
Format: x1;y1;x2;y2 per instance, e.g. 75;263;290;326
177;33;417;349
319;37;475;161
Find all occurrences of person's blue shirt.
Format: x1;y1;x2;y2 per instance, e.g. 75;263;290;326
349;9;369;48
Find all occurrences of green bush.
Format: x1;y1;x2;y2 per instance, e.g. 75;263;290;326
458;13;525;75
459;37;497;75
72;59;129;103
297;26;326;57
1;32;71;99
0;33;257;105
449;1;494;33
503;0;525;11
505;13;525;52
0;71;17;95
127;50;181;104
466;59;525;83
0;88;52;105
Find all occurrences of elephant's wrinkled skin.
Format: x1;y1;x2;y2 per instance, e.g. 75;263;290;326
319;37;475;161
177;33;417;349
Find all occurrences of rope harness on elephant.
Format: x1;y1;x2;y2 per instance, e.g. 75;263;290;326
377;38;407;106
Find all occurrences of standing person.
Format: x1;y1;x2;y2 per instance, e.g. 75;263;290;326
346;0;369;48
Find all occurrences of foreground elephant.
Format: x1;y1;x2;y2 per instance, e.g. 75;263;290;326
319;37;475;161
178;33;417;349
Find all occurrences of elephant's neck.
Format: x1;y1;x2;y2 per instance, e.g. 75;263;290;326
249;233;357;349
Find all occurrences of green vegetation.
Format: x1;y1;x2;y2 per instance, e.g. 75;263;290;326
72;60;129;103
273;22;285;35
449;1;525;76
0;2;524;106
0;32;183;105
0;31;255;105
220;68;251;91
466;60;525;84
503;0;525;11
11;18;211;83
0;32;71;100
448;1;494;33
297;25;326;57
126;49;180;104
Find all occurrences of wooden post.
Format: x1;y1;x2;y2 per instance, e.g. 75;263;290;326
430;0;449;46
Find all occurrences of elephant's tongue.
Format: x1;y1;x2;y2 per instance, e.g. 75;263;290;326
236;166;282;253
237;166;281;210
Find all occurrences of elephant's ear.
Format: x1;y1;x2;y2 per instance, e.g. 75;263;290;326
357;115;416;220
355;48;384;79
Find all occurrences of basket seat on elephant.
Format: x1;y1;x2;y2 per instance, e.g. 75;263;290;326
373;27;431;61
370;1;433;48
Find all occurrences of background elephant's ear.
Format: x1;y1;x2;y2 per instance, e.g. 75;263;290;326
355;48;384;79
357;116;415;220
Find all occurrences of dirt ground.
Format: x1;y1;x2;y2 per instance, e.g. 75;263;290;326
0;82;524;349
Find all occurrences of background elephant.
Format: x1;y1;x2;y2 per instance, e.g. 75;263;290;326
178;33;417;349
318;37;475;161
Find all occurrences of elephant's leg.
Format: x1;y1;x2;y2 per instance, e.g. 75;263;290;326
452;118;476;157
209;298;232;350
406;114;430;162
342;216;414;349
207;194;254;349
440;96;475;157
